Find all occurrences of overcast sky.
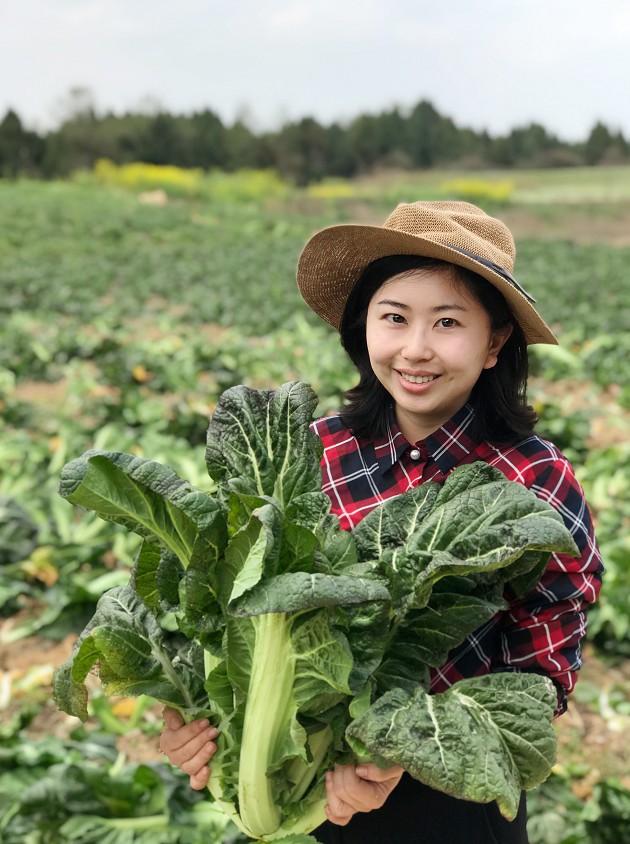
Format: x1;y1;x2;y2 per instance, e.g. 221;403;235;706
2;0;629;140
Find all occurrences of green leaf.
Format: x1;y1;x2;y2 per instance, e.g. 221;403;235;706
372;649;430;697
179;513;227;643
355;461;579;616
205;381;323;508
59;451;223;569
130;539;162;609
317;517;359;573
353;482;438;563
228;572;390;617
131;540;183;611
292;613;353;713
0;495;38;565
224;616;256;700
204;661;235;722
53;586;207;720
218;504;281;610
505;549;552;598
346;673;557;821
339;601;391;692
394;587;507;669
229;504;281;604
371;585;506;696
226;490;276;536
279;519;320;574
285;492;332;532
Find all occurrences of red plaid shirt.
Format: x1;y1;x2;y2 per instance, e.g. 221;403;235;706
310;401;604;717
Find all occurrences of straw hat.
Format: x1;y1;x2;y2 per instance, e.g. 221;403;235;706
296;200;558;345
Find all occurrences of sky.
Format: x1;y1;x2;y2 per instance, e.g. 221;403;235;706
2;0;630;140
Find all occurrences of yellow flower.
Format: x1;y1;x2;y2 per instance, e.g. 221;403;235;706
440;178;514;203
92;159;202;195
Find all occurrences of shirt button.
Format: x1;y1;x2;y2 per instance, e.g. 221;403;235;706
409;448;421;460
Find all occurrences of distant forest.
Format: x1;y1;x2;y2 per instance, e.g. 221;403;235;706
1;89;629;184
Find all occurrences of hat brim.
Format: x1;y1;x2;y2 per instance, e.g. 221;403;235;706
296;223;558;345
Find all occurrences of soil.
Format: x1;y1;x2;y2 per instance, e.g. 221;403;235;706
116;727;163;764
529;376;630;449
13;378;70;407
500;206;630;246
555;644;630;794
0;631;75;672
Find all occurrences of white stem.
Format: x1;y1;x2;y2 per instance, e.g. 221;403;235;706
238;613;294;837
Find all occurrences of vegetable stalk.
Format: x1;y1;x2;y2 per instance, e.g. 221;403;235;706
238;612;295;837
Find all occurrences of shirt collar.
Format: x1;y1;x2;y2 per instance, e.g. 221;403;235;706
368;401;478;477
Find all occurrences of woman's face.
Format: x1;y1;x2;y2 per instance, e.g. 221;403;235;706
365;266;513;443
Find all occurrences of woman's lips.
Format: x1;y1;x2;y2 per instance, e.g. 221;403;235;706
396;371;442;393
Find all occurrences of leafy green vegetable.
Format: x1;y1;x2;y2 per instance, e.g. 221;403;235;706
0;731;244;844
346;673;557;820
0;496;38;565
527;769;630;844
53;381;579;840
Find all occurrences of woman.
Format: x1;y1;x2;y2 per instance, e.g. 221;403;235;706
159;201;603;843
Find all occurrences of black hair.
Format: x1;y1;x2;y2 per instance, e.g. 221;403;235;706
338;255;538;444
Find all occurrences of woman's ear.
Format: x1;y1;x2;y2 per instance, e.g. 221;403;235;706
484;323;514;369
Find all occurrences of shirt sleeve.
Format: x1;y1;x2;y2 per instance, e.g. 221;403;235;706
494;458;604;717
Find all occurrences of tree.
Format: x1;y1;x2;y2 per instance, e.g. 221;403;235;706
0;93;621;179
137;112;187;165
323;122;356;178
584;121;615;165
404;100;446;168
506;123;560;165
188;109;227;169
271;117;330;185
347;114;378;171
0;109;45;177
224;120;269;170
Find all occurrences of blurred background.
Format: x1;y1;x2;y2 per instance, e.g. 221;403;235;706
1;2;629;841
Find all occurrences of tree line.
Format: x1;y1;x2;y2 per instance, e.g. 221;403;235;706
1;95;628;184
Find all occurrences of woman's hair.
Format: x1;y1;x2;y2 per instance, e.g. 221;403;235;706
338;254;538;445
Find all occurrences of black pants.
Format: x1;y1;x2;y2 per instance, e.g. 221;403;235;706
313;773;528;844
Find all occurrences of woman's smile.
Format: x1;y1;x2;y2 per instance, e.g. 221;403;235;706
396;370;442;391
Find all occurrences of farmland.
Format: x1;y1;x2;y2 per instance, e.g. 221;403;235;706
1;165;629;842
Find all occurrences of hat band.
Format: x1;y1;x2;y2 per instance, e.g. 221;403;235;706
447;245;537;304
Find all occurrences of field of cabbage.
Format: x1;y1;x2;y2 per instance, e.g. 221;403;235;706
1;166;629;842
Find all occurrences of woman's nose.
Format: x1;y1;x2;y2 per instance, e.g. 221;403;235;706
401;329;434;360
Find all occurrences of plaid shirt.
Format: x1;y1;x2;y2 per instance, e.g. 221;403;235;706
310;401;604;717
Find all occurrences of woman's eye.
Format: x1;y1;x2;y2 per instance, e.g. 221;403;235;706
383;314;459;327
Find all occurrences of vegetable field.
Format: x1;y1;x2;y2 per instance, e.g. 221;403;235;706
1;166;629;842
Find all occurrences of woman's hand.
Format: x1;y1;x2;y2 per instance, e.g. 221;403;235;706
158;706;219;790
324;763;405;826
